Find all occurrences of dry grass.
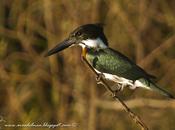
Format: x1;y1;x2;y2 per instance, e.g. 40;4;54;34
0;0;175;130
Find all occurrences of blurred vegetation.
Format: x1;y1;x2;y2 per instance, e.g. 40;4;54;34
0;0;175;130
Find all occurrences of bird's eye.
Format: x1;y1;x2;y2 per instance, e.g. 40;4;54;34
76;32;82;36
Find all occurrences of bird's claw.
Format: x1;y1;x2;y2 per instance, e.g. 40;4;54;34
112;91;118;97
111;83;124;97
96;74;106;86
117;85;123;91
96;73;103;82
97;81;103;85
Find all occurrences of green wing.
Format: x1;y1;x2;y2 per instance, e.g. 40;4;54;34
86;48;155;81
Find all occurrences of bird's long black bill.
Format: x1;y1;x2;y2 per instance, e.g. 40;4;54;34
45;38;75;57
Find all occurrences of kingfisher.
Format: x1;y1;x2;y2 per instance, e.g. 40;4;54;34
45;23;174;99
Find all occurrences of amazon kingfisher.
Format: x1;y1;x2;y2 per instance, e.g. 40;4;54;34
45;23;174;99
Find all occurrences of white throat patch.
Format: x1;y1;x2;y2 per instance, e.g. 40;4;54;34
79;38;107;49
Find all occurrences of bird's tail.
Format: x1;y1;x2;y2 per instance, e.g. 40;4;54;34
138;78;174;99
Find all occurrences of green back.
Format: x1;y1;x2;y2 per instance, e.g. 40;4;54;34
86;48;155;81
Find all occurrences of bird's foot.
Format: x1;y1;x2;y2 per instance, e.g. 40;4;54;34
109;83;122;97
112;90;119;97
112;83;124;92
96;73;103;84
112;84;126;97
117;85;123;91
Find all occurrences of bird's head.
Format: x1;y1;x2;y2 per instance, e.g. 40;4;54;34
45;23;108;57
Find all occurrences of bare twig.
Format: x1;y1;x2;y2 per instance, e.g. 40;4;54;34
109;1;144;62
82;56;149;130
139;35;175;67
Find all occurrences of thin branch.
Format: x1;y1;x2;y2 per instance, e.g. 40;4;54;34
139;35;175;67
82;56;149;130
109;1;144;62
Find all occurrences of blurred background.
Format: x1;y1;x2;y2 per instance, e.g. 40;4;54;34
0;0;175;130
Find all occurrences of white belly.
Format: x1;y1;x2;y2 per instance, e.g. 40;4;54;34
94;69;150;90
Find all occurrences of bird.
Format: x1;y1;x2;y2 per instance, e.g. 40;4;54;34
45;23;174;99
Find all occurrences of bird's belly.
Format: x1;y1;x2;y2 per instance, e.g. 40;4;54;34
94;69;150;90
94;69;133;86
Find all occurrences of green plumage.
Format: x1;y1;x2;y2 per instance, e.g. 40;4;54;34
86;48;154;81
86;48;174;98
